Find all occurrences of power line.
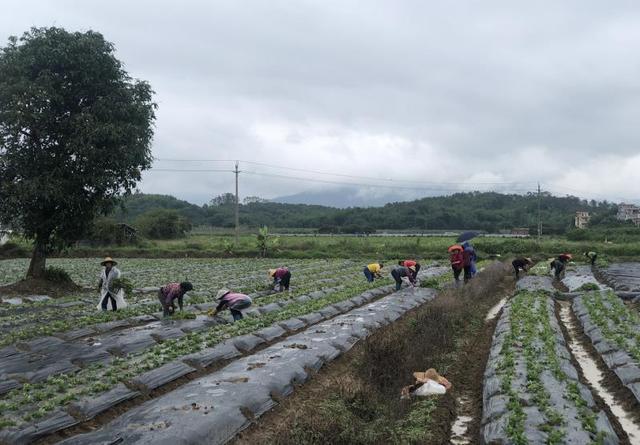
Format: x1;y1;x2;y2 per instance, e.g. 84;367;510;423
242;170;535;192
153;157;538;186
240;160;536;186
150;168;233;173
149;159;638;202
147;166;536;192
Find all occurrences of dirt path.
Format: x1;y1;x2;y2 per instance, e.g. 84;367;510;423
234;263;513;445
447;295;510;444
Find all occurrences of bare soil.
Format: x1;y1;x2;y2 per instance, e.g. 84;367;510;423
0;278;83;298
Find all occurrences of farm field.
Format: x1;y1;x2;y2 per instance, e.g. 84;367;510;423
2;257;640;444
479;265;640;444
5;233;640;261
0;257;452;443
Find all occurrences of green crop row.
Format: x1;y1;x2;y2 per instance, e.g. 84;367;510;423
497;291;607;444
581;291;640;363
0;259;366;346
0;278;392;430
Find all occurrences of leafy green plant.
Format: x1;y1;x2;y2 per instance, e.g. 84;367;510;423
256;226;280;257
43;266;73;283
577;282;599;292
110;277;134;295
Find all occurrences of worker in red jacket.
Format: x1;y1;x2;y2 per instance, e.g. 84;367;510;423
398;260;421;275
449;246;464;285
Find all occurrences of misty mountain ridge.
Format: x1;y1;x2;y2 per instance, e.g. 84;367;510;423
273;186;426;208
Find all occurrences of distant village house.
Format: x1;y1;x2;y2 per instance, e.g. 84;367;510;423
0;227;11;246
574;211;590;229
510;228;530;236
116;223;138;242
617;203;640;226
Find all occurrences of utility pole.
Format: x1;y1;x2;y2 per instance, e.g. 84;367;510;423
234;161;240;246
537;182;542;242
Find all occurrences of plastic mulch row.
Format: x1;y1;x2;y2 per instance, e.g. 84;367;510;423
482;292;619;444
54;287;437;445
572;296;640;406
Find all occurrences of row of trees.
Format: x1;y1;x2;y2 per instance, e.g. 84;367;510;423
112;191;620;235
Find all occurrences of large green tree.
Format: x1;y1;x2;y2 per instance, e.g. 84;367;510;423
0;27;156;278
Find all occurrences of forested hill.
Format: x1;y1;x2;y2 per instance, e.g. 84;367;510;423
112;192;618;234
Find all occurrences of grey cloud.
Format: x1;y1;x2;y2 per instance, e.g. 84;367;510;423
1;1;640;204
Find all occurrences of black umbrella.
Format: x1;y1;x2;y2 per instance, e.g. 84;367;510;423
457;231;479;243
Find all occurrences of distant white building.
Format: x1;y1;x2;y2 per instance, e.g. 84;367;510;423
0;227;11;246
617;203;640;226
574;211;590;229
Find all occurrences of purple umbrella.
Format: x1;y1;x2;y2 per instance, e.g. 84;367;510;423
457;231;479;243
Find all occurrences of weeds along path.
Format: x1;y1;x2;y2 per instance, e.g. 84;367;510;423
233;261;513;445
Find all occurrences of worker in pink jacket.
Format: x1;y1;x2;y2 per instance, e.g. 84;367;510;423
269;267;291;291
209;288;252;321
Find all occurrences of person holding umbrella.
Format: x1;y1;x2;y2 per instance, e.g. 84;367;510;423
462;242;477;281
448;245;464;285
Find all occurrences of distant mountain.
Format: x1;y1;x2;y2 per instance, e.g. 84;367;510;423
273;186;422;208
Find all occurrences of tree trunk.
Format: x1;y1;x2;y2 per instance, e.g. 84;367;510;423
26;240;47;279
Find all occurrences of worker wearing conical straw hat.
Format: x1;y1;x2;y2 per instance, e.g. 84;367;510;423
96;257;128;311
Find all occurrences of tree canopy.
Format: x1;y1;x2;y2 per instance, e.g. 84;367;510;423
135;209;192;239
111;191;620;235
0;27;156;277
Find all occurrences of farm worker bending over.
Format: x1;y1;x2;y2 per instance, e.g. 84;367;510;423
399;260;421;275
391;265;416;291
209;288;252;321
158;282;193;317
550;253;571;280
96;257;127;312
512;257;532;278
584;251;598;266
269;267;291;291
449;245;464;284
363;262;384;282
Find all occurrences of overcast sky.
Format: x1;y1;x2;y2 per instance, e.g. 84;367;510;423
2;1;640;205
